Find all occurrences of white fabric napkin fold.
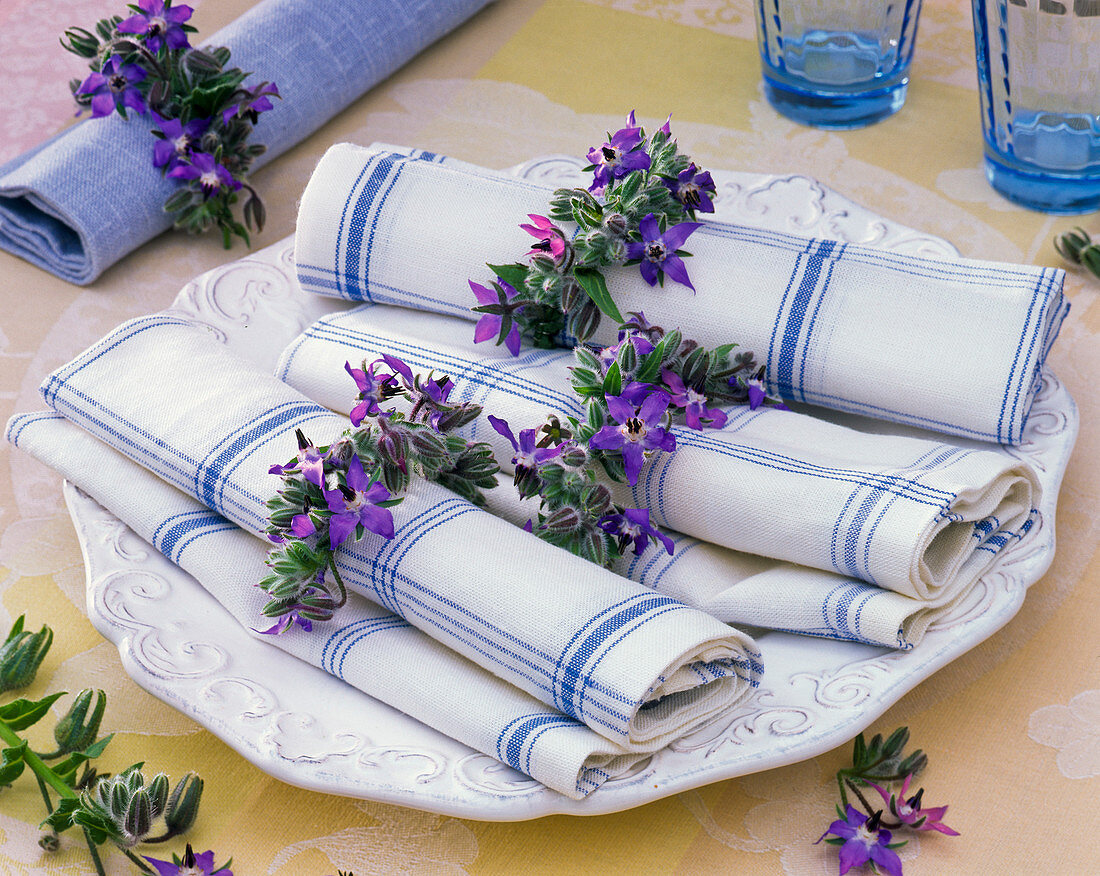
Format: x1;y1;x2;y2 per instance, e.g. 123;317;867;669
36;314;761;749
6;411;651;799
275;305;1041;606
293;143;1068;444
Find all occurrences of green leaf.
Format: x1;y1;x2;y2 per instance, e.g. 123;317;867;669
602;362;622;398
633;347;663;385
574;268;624;325
0;740;27;784
0;692;67;732
486;263;530;290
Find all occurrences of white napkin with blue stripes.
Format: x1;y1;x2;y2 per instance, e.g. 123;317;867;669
6;411;654;799
0;2;490;284
34;313;761;751
275;305;1041;610
293;142;1068;444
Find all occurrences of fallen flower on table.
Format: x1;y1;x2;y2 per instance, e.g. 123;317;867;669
818;727;957;874
145;843;232;875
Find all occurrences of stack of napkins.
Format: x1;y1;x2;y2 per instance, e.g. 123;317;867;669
294;143;1068;444
276;303;1041;648
12;314;763;798
0;1;490;283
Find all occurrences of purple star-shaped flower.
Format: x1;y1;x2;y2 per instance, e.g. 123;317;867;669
488;415;561;497
869;774;959;836
167;151;241;196
117;0;194;53
222;81;280;126
345;360;398;427
144;844;231;876
268;428;326;487
322;455;395;549
737;367;789;411
664;163;716;214
151;113;208;170
817;807;903;876
661;369;727;430
626;213;702;291
589;390;676;485
587;110;651;194
520;214;566;262
470;278;524;356
76;56;147;119
598;507;674;557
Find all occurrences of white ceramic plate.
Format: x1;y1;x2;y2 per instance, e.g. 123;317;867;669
68;158;1078;820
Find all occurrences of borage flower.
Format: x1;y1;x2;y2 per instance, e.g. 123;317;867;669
626;213;702;291
664;163;716;214
76;56;146;119
869;774;959;836
737;366;789;411
598;507;674;557
268;428;326;486
520;214;566;263
662;369;727;430
587;110;651;194
589;390;675;484
345;360;399;427
322;455;395;549
488;415;561;498
817;807;903;876
222;81;280;126
117;0;194;53
151;113;208;170
168;151;242;197
144;843;232;876
470;278;525;356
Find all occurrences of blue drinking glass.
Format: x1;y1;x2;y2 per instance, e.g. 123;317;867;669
972;0;1100;214
753;0;924;129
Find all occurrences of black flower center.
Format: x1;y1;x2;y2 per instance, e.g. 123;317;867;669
644;241;667;263
109;74;127;92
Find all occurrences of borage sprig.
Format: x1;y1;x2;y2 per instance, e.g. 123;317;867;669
816;727;958;876
62;1;279;248
0;616;208;876
1054;226;1100;280
489;312;785;568
472;111;715;349
259;355;499;634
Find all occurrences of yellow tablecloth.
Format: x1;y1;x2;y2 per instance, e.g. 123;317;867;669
1;0;1097;872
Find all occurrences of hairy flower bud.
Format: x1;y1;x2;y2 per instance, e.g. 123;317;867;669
54;688;106;754
164;772;204;836
542;505;582;534
616;340;637;374
559;443;588;468
147;773;170;819
603;212;628;236
586;484;613;517
123;788;153;843
0;618;53;694
569;299;601;343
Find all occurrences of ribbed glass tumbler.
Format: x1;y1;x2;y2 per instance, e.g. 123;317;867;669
972;0;1100;214
753;0;923;129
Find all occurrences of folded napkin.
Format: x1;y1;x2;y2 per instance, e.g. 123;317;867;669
37;314;761;749
478;486;964;650
293;143;1068;444
276;305;1041;606
7;411;653;799
0;1;490;284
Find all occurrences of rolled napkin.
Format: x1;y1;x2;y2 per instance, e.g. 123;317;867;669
275;304;1041;605
479;486;964;650
37;314;761;748
293;143;1068;444
7;410;655;799
0;1;490;284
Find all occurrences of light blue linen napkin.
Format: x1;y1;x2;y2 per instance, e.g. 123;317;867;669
0;0;491;284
